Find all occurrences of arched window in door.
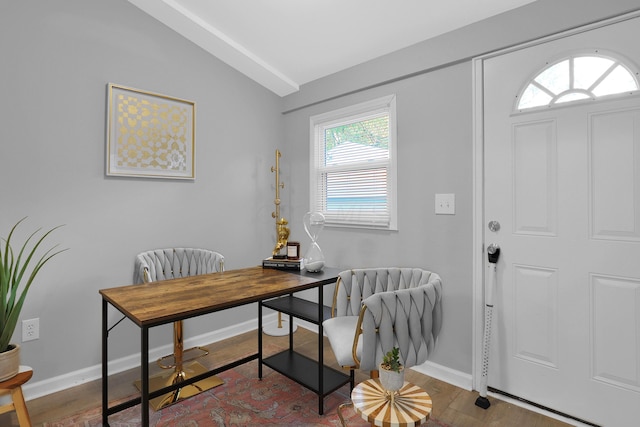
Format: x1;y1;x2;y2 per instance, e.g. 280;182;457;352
516;52;639;111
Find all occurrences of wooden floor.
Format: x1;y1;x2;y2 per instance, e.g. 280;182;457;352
1;327;573;426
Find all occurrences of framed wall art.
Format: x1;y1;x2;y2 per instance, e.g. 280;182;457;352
106;83;195;179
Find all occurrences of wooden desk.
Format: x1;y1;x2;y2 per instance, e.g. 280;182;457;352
351;379;432;427
100;266;342;427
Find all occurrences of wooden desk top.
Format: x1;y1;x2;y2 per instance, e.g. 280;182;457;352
351;379;432;427
100;266;339;327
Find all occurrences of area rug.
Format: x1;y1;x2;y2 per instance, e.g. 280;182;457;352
43;361;450;426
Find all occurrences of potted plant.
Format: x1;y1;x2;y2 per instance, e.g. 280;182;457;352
379;346;404;397
0;217;65;381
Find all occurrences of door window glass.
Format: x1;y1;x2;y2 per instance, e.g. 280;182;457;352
517;53;638;111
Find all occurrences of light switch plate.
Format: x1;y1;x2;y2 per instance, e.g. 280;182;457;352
435;193;455;215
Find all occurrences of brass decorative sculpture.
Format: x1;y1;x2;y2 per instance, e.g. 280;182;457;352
273;217;290;255
271;149;290;257
265;149;298;337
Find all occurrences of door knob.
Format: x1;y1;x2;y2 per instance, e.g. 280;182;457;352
487;243;500;263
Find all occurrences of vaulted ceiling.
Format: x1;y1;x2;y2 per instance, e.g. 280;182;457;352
128;0;537;96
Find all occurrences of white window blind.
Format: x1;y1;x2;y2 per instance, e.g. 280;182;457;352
310;95;397;229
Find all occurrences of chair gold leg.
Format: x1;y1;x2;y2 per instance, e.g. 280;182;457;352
136;362;224;410
337;401;353;427
174;320;184;370
134;320;223;410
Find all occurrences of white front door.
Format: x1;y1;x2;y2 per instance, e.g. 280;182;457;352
481;15;640;426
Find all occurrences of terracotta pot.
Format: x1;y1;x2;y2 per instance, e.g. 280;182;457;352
0;344;20;381
379;364;404;392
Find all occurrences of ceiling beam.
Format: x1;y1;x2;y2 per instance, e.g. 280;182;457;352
127;0;299;96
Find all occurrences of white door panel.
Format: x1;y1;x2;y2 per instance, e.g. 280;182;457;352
483;14;640;426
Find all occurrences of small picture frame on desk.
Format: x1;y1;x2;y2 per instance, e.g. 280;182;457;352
287;241;300;260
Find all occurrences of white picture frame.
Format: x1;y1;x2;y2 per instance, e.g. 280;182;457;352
106;83;195;179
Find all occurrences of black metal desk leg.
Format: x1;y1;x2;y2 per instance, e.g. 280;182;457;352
102;299;109;426
318;283;324;415
289;292;294;349
258;302;263;379
141;326;149;427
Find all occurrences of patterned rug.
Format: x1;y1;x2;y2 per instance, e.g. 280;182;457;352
44;361;450;426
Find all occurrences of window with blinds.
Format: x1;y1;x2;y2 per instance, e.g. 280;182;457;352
310;95;397;229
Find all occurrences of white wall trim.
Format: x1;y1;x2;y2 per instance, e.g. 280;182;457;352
21;315;587;426
471;55;485;394
21;314;281;401
411;361;472;391
126;0;299;96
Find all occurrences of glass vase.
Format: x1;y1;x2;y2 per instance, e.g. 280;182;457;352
303;212;325;272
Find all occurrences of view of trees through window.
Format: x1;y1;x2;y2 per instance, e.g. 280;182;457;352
323;116;389;155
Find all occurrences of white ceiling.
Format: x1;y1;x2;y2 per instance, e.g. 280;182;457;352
128;0;537;96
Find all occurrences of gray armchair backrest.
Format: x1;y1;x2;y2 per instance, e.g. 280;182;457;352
134;248;225;284
356;271;442;371
333;268;438;317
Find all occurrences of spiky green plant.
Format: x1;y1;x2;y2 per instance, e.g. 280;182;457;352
381;347;402;373
0;218;66;352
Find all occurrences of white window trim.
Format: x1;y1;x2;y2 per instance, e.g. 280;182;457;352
309;95;398;230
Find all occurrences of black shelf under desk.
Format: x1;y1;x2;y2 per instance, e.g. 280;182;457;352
258;270;348;415
261;295;332;324
262;350;350;397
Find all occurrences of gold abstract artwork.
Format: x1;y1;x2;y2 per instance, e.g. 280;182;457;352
107;84;195;179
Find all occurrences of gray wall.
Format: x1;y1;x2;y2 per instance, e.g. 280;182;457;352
282;0;640;375
2;0;639;396
1;0;282;384
283;62;473;373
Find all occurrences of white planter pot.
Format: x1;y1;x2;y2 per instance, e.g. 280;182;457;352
379;364;404;392
0;344;20;381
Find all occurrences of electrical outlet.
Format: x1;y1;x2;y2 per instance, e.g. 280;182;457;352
22;318;39;342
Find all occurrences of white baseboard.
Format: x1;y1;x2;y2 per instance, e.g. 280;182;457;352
22;313;480;419
22;314;280;401
23;316;581;427
410;360;473;391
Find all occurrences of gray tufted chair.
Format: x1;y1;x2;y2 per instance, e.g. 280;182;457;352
323;268;442;389
134;248;225;371
134;248;224;285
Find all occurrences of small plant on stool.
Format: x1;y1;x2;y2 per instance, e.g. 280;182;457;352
381;347;402;372
379;347;404;402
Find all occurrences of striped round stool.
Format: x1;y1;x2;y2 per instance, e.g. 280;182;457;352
0;366;33;427
351;378;432;427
